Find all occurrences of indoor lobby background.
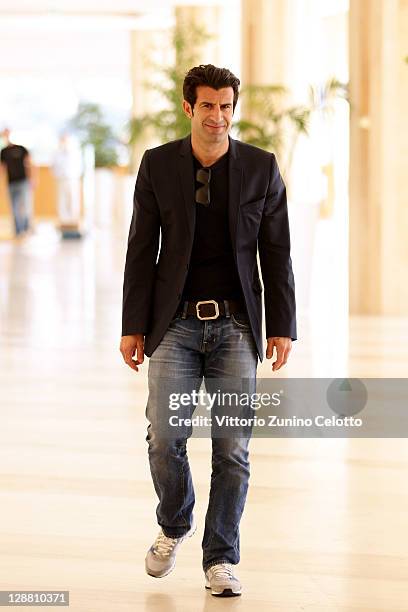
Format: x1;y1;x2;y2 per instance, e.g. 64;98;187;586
1;1;408;610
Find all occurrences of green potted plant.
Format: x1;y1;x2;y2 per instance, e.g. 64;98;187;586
234;84;310;180
128;19;210;169
70;102;119;168
70;102;120;226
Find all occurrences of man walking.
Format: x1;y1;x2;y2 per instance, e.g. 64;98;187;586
0;128;34;237
120;64;296;597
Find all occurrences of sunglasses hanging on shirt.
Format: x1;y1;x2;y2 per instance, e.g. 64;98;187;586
195;167;211;206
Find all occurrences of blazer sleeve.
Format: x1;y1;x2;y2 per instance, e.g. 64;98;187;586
121;150;160;336
258;154;297;340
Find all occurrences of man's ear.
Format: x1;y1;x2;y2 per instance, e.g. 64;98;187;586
182;100;193;119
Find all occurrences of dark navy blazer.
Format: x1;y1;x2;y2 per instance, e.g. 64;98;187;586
122;134;297;362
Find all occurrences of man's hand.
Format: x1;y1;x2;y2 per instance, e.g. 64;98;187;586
120;334;145;372
266;337;292;371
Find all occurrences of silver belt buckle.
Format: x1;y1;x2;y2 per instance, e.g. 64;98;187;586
196;299;219;320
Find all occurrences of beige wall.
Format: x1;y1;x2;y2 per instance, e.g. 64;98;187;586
0;167;58;218
0;167;127;219
241;0;290;87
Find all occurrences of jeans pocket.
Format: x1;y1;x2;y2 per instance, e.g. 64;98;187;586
168;314;196;333
231;313;251;329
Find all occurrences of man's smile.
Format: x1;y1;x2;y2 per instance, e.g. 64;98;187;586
204;123;226;130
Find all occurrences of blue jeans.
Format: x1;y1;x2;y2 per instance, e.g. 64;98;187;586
8;180;30;235
145;311;258;571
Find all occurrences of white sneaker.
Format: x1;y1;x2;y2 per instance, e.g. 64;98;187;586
145;519;196;578
205;563;242;596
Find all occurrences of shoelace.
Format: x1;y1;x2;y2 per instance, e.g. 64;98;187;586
209;563;234;580
153;531;179;557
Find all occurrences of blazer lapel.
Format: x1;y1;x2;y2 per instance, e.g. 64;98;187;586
228;136;243;256
178;135;196;245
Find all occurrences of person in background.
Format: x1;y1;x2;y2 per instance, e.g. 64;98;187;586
52;132;83;227
0;128;35;237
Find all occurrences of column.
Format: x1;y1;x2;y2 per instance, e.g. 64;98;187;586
349;0;408;314
129;29;160;172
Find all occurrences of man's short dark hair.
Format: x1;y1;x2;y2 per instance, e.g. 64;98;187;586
183;64;240;112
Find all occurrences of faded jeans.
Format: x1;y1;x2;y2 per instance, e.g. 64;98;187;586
145;311;258;571
8;179;30;235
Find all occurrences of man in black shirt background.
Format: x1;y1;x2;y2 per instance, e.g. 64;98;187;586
1;128;34;237
120;65;296;597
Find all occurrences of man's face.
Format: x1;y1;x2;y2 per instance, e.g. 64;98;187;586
183;85;234;145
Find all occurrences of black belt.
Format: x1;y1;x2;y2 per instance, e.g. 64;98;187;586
177;299;245;321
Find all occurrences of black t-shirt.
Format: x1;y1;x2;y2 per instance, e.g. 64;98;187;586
1;144;28;183
181;149;244;303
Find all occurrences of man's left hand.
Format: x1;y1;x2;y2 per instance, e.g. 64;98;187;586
266;337;292;371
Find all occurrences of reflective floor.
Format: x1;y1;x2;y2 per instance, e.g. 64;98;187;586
1;222;408;611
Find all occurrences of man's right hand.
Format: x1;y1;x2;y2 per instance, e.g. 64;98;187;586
120;334;145;372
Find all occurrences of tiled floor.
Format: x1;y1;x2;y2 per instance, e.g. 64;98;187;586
1;221;407;611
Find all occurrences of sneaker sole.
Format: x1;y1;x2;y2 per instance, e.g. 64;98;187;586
205;585;242;597
146;557;176;579
145;522;197;578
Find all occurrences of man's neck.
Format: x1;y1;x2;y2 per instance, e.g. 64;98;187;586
191;134;229;167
